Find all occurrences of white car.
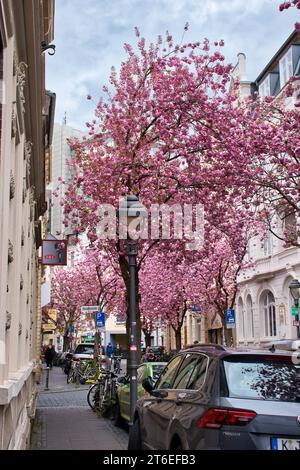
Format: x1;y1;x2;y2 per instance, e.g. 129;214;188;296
72;343;107;364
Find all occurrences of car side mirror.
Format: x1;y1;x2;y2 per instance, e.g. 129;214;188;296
142;377;154;394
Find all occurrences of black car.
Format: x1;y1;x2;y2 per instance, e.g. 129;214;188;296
128;343;300;450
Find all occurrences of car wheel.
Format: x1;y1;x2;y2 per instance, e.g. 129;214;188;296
128;417;142;450
112;399;123;427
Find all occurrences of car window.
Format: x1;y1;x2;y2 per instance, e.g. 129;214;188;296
74;345;94;355
173;354;200;389
223;355;300;402
187;355;208;390
151;364;166;382
155;355;183;390
137;365;147;383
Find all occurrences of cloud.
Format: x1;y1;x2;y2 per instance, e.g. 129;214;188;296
46;0;298;129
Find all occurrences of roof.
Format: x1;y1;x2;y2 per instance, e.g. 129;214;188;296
181;343;297;358
255;29;300;84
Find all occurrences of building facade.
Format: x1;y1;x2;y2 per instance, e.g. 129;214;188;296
234;30;300;346
0;0;55;449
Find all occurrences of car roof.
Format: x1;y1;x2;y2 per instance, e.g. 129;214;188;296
180;343;296;358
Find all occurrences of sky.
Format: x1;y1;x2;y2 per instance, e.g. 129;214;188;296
46;0;299;130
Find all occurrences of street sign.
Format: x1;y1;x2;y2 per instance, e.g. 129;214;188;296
95;311;105;328
81;306;100;313
226;309;236;329
291;307;299;317
293;320;300;327
191;304;203;313
41;239;67;266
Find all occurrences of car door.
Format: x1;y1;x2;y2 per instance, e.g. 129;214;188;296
141;354;184;449
120;365;147;422
169;353;212;449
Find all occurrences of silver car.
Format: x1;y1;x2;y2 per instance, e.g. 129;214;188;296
128;344;300;450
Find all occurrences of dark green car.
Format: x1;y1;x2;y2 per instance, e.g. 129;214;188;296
114;362;167;425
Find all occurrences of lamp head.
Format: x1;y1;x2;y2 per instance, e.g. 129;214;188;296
289;279;300;300
118;195;147;240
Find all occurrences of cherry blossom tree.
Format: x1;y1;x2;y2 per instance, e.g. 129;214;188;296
279;1;300;31
59;29;266;357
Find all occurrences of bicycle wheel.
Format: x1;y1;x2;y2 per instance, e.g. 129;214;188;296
67;369;76;384
87;382;105;411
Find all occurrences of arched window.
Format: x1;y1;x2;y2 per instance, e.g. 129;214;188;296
246;295;254;339
237;298;245;339
261;291;277;337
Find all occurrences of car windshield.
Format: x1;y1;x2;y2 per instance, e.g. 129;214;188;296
223;355;300;402
75;345;94;355
151;364;165;381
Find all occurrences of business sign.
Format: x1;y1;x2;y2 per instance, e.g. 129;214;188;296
81;306;100;313
291;307;299;317
41;239;67;266
226;309;236;329
95;311;105;328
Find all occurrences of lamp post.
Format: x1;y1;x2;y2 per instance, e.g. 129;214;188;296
289;279;300;339
118;195;147;426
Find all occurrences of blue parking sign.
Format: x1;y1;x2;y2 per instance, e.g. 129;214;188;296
95;311;105;328
226;309;236;329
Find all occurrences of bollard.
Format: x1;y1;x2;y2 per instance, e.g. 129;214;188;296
44;366;50;390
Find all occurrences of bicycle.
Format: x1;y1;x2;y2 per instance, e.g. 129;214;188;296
112;355;122;374
67;359;99;385
87;369;118;415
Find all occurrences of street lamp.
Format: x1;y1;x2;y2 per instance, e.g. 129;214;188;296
118;195;147;426
289;279;300;339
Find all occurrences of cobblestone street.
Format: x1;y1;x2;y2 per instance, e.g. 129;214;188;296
30;367;128;450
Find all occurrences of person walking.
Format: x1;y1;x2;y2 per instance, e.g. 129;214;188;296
45;344;56;369
106;342;113;369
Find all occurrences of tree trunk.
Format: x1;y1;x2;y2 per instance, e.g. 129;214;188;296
63;334;70;352
143;330;152;347
175;328;182;351
94;330;100;361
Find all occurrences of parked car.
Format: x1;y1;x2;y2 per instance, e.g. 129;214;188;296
128;343;300;450
72;343;106;365
114;362;167;425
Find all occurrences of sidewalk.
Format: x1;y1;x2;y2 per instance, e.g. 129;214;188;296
31;366;128;450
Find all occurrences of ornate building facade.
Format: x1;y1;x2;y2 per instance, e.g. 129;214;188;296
0;0;55;449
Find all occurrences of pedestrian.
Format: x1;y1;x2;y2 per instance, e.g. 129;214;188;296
45;344;56;369
106;342;113;358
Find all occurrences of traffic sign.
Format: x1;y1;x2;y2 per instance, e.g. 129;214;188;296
291;307;299;317
81;306;100;313
95;311;105;328
226;309;236;329
293;320;300;327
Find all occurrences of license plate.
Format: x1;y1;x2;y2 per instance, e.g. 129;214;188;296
271;437;300;450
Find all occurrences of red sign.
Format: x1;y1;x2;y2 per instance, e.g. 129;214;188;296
130;345;137;352
41;239;68;266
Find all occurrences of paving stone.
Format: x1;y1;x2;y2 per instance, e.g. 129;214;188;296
31;366;128;450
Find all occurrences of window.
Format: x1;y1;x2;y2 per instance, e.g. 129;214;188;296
188;355;208;390
155;355;182;390
137;365;147;383
237;298;245;339
223;356;300;402
246;295;254;339
279;48;293;89
284;211;297;245
261;291;277;337
173;353;199;389
263;231;272;256
259;75;271;99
